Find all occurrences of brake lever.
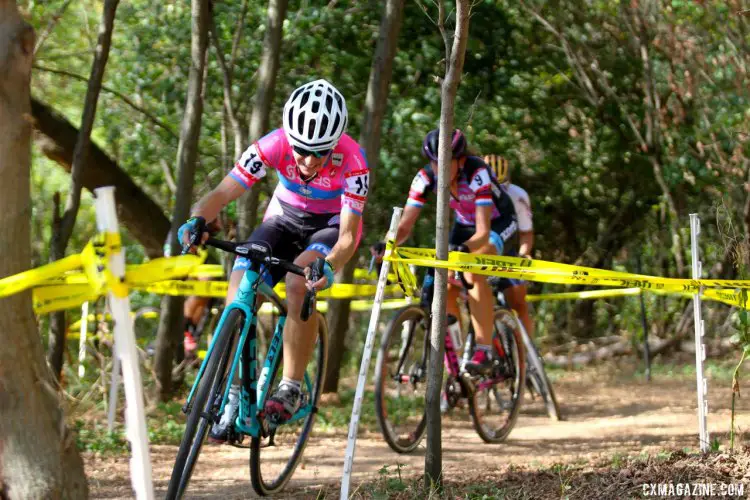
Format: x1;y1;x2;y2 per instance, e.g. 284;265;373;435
301;257;325;321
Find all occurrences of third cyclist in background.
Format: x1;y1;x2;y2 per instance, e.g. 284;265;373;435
484;154;535;338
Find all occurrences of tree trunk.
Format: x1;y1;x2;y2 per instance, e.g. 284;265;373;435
153;0;210;401
0;2;88;497
238;0;288;240
47;194;66;381
47;0;119;380
425;0;471;490
31;98;170;258
323;0;406;394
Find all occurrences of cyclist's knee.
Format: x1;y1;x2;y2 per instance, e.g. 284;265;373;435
284;273;308;306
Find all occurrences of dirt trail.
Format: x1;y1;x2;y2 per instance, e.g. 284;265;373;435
85;365;750;498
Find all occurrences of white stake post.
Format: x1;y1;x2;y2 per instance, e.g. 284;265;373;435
340;207;402;499
94;187;154;499
107;351;121;433
689;213;710;452
78;301;89;378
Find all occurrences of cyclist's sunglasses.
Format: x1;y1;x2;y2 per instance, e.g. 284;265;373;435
293;145;332;159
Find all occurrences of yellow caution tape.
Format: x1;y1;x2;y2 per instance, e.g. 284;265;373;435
526;288;642;302
33;284;101;315
138;280;228;298
256;298;411;315
186;264;225;278
522;286;750;310
274;282;404;299
134;279;403;300
187;264;400;283
20;230;750;316
125;251;207;286
0;253;83;298
38;256;211;287
37;272;92;286
386;239;419;297
386;247;750;293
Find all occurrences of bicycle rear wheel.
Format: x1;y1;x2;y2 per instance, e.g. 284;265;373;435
165;308;240;500
524;336;562;421
374;305;429;454
469;307;525;443
249;310;328;496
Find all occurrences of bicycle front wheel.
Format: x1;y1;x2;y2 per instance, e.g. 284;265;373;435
249;310;328;496
469;307;525;443
374;305;429;454
165;308;240;500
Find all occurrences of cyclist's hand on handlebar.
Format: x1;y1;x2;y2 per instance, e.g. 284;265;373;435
305;258;335;291
448;243;470;253
370;241;387;263
178;216;209;254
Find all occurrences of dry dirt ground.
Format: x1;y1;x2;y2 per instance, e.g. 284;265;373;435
85;362;750;499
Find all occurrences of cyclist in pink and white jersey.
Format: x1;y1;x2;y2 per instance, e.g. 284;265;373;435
178;80;368;433
373;129;518;375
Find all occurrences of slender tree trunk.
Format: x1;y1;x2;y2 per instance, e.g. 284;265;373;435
154;0;210;401
0;2;88;497
238;0;288;239
47;194;66;382
323;0;406;394
425;0;471;491
46;0;119;380
31;98;170;257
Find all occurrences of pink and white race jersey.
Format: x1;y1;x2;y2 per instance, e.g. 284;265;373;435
229;128;369;216
406;157;501;225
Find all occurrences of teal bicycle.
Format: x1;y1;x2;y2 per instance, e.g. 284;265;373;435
165;238;327;498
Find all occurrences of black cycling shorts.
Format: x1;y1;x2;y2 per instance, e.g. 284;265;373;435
232;199;340;286
450;212;523;290
449;212;518;256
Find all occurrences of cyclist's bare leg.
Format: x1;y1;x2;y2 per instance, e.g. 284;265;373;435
184;295;209;325
504;283;533;337
281;249;322;381
466;242;497;346
446;282;461;319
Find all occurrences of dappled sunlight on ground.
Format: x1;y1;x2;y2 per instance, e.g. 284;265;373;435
84;361;750;498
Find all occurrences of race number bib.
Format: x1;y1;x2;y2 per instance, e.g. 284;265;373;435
469;168;491;192
237;144;267;179
345;170;369;197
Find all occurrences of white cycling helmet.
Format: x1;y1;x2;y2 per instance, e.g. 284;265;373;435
283;79;348;152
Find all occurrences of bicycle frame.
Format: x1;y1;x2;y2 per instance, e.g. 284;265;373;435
183;261;314;438
404;275;517;393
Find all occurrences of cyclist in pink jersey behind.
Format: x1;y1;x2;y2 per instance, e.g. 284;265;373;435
373;129;518;375
178;79;369;436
